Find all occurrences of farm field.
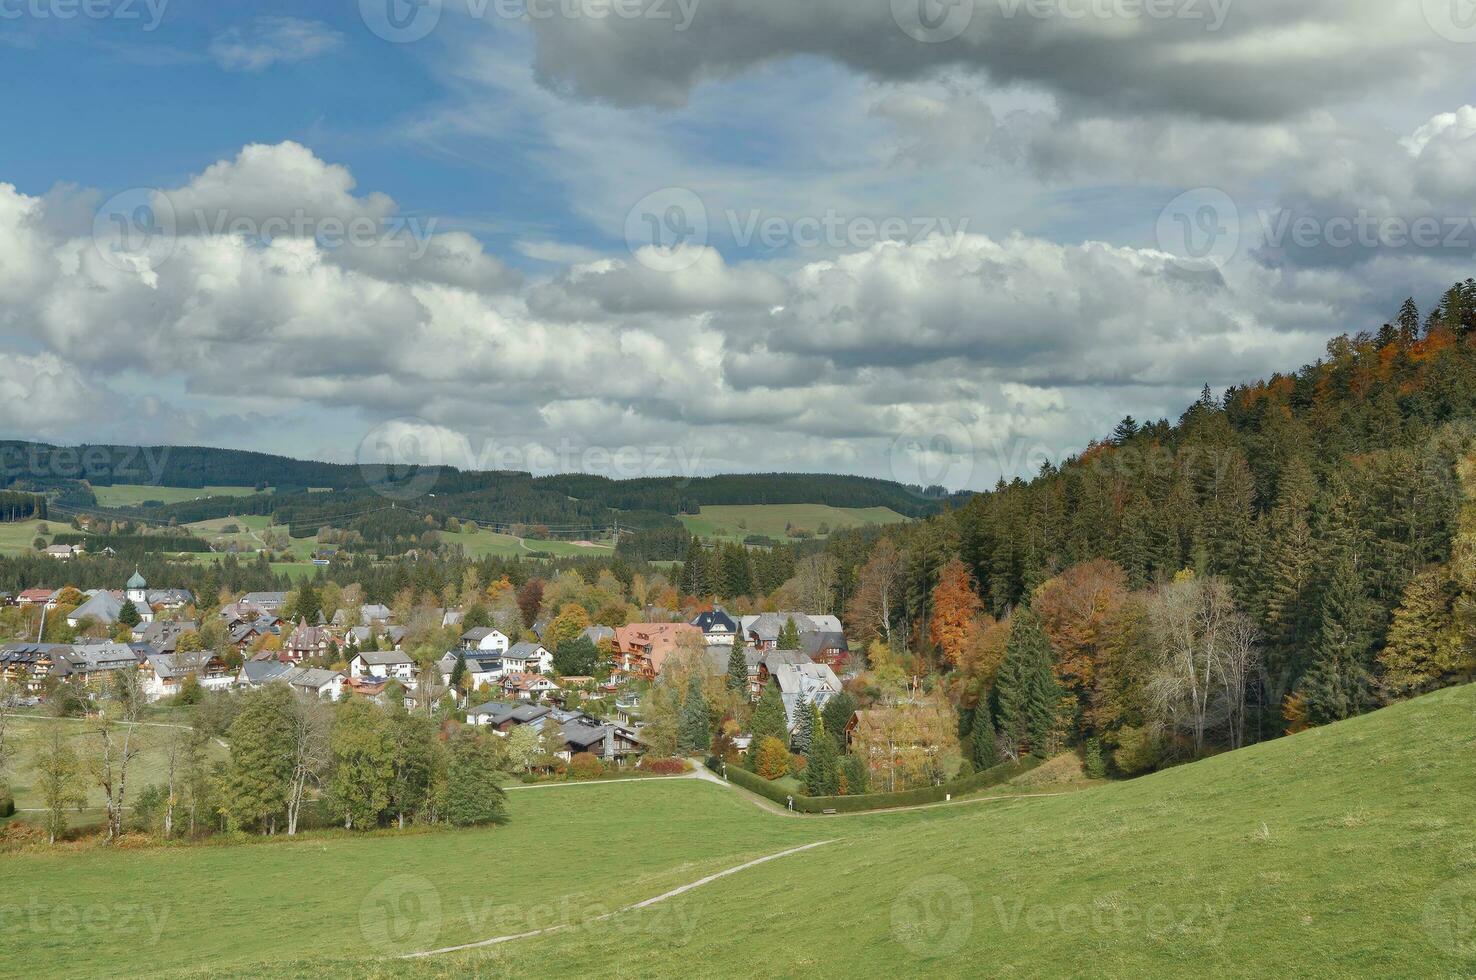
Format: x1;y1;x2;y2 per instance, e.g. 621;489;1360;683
91;485;268;508
4;684;1473;977
678;504;908;543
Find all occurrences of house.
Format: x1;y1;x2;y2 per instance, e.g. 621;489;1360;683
502;641;553;675
44;544;80;559
612;623;701;680
466;700;552;732
228;616;281;651
284;618;335;662
66;590;128;629
437;651;505;693
141;651;233;701
501;672;559;701
579;625;615;647
705;644;763;696
0;642;71;691
146;588;194;612
17;588;57;608
331;603;392;627
132;619;200;654
238;591;288;612
238;660;345;700
552;712;644;763
348;649;417;685
50;642;142;687
344;675;391;702
690;606;739;646
460;627;511;653
768;659;843;728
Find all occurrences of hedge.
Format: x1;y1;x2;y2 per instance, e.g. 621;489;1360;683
708;755;1044;814
0;793;14;819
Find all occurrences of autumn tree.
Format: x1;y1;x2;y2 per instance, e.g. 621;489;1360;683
930;557;982;668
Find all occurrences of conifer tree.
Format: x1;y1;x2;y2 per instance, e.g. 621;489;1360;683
1378;567;1463;695
792;693;814;753
778;616;801;650
678;672;710;755
1298;557;1377;725
971;709;998;769
726;633;750;696
748;680;789;750
996;607;1059;757
804;717;840;796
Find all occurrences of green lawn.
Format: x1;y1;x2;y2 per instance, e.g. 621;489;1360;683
8;684;1476;977
91;485;268;508
678;504;908;543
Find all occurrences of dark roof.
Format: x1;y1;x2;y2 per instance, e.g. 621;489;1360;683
691;607;738;634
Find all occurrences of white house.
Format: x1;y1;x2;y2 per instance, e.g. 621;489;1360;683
460;627;510;653
141;652;233;701
438;651;505;692
348;650;418;685
502;641;553;675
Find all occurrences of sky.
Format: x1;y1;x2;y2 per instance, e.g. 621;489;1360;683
1;0;1475;491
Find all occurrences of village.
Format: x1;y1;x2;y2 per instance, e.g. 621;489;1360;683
0;569;879;778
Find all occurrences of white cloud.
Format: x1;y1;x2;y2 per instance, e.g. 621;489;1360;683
209;17;342;73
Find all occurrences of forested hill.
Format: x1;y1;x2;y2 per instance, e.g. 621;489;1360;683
871;280;1476;740
0;439;959;527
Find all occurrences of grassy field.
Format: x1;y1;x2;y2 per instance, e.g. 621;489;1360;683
3;716;227;826
441;525;617;559
678;504;908;543
91;485;267;508
5;683;1475;977
0;517;53;555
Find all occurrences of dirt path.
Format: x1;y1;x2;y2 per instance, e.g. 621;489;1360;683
401;838;839;959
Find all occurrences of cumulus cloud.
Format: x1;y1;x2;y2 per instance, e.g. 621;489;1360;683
208;17;342;72
0;138;1454;487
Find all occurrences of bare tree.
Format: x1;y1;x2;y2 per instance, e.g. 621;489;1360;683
0;679;18;785
793;554;840;615
285;693;332;835
94;669;144;843
845;538;904;646
1146;575;1260;756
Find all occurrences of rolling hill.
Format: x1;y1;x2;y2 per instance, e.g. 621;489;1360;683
5;683;1473;977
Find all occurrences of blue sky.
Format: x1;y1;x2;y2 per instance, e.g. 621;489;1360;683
1;1;1474;487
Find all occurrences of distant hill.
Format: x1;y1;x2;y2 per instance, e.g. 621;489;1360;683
0;439;964;538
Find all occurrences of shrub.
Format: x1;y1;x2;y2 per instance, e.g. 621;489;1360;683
567;753;606;780
0;792;13;818
638;757;688;775
1084;737;1107;779
787;753;807;777
754;737;790;779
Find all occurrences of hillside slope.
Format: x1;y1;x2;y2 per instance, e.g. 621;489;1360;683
407;683;1476;978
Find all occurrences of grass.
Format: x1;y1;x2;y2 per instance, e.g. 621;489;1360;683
3;715;227;826
91;485;267;508
6;683;1476;976
678;504;908;543
0;518;54;555
440;525;617;559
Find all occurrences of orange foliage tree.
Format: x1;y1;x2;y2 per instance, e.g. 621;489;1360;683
1034;559;1128;735
930;558;982;667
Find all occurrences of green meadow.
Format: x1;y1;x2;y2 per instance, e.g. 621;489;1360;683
91;485;268;508
3;683;1474;977
678;504;908;543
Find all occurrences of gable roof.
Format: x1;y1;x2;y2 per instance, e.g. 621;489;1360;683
691;607;738;633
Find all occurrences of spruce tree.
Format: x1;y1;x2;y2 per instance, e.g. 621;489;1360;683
971;710;999;769
996;607;1058;757
726;634;750;696
749;680;789;748
1298;556;1377;725
678;672;710;755
805;718;839;796
118;599;141;628
792;693;814;753
1379;567;1461;694
778;616;801;650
